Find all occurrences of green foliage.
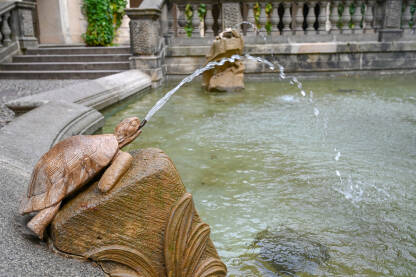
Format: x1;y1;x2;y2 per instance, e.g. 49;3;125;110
253;2;261;28
198;4;207;21
184;4;193;37
82;0;127;46
265;3;273;34
110;0;127;31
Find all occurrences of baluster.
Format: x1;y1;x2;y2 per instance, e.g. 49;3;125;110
2;12;11;46
306;1;316;34
364;0;375;33
246;2;256;35
270;2;280;34
282;1;293;35
295;1;305;35
330;1;340;34
318;1;328;34
259;2;267;34
402;1;411;32
177;4;186;37
192;3;200;37
217;4;222;34
205;4;214;37
0;16;3;47
352;1;363;34
342;1;351;34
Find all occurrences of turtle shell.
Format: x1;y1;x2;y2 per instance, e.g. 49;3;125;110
20;134;119;214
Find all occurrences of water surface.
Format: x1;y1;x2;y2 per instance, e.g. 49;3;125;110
103;76;416;276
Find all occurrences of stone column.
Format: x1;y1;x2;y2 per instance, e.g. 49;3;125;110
378;0;403;41
14;1;38;49
126;8;165;86
221;2;243;30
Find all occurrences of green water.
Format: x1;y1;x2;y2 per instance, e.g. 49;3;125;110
102;76;416;276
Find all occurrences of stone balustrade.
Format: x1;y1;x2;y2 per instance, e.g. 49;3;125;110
169;0;386;42
159;0;415;43
0;1;37;62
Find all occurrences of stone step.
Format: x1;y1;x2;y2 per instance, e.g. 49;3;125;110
26;46;131;55
13;54;131;63
0;70;122;79
0;62;130;71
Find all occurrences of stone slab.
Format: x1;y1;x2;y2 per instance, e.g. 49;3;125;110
6;70;152;115
0;101;106;277
0;101;104;169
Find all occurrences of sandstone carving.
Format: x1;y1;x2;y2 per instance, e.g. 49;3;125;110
50;148;227;277
19;117;142;239
202;29;245;92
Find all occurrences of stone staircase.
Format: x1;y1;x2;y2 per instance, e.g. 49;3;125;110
0;45;131;79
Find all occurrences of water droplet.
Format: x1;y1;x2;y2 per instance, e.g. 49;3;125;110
301;90;306;97
336;170;341;177
314;107;320;117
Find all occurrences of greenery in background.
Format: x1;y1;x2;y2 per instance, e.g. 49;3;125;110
82;0;127;46
198;4;207;23
253;2;260;28
184;4;193;37
265;3;273;34
110;0;127;31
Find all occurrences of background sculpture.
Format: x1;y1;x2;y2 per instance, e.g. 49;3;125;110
202;29;245;92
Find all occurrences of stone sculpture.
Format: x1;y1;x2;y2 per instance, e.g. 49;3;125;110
19;117;142;239
202;28;245;92
50;148;227;277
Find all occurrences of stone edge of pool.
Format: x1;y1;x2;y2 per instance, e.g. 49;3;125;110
0;70;151;276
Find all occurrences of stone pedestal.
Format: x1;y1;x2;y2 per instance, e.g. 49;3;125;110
126;7;165;86
14;1;38;49
378;0;403;42
50;148;226;277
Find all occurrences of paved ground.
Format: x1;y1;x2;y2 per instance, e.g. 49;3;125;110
0;80;85;128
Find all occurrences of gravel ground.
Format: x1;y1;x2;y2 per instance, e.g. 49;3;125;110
0;79;85;128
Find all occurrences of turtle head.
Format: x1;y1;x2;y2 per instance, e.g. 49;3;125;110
115;117;142;148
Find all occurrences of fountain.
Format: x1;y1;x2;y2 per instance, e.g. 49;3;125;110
202;28;245;92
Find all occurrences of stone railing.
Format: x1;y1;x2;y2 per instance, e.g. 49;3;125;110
0;1;37;62
164;0;413;43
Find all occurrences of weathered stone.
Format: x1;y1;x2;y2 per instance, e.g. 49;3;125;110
50;148;226;277
202;29;245;92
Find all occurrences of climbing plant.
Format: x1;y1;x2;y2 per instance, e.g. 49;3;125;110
253;2;261;28
82;0;127;46
184;4;193;37
265;3;273;34
110;0;127;32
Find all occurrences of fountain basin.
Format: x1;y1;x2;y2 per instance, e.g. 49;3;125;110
103;76;416;276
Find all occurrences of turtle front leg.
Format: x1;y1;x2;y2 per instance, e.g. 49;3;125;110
27;201;61;240
98;151;133;193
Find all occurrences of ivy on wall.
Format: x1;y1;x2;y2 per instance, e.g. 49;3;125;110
82;0;127;46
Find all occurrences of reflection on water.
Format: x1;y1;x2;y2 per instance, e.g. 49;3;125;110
102;76;416;276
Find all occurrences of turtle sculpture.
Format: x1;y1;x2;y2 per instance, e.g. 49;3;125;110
19;117;142;239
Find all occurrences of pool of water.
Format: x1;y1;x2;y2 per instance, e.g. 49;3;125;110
102;76;416;276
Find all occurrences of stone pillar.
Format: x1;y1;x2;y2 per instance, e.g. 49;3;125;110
378;0;403;41
14;1;38;49
221;2;243;30
126;8;165;86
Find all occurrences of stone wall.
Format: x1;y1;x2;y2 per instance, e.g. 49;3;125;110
165;41;416;78
36;0;130;45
